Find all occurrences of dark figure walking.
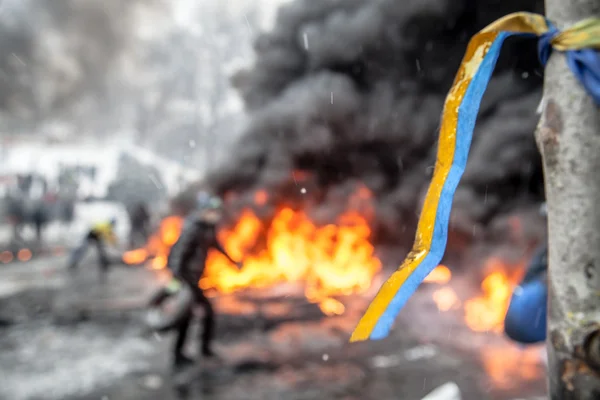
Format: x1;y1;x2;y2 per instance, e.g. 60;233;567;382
6;194;25;244
68;218;117;279
31;200;50;246
128;202;151;249
167;197;241;369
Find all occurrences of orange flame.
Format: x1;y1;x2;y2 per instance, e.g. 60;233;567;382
432;286;460;311
122;248;147;265
464;257;524;333
426;257;525;333
17;248;32;262
425;265;458;311
480;344;545;390
425;253;543;388
0;250;13;263
201;208;380;315
123;216;183;267
424;265;451;284
123;187;381;316
254;190;268;206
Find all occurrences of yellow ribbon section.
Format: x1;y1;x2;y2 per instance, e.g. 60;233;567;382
549;18;600;50
482;12;600;49
481;12;548;34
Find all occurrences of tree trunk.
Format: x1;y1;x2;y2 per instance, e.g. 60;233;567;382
538;1;600;399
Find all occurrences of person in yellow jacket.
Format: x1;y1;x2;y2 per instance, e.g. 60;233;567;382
68;218;118;278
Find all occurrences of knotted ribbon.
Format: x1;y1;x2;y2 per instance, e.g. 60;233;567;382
538;18;600;104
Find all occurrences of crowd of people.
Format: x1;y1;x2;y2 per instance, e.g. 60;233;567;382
1;169;158;250
2;173;76;247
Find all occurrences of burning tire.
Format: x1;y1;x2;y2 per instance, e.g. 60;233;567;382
144;284;193;333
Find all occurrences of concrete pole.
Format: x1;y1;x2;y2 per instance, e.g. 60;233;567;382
537;1;600;398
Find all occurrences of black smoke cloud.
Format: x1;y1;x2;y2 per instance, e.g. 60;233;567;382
0;0;138;120
208;0;546;245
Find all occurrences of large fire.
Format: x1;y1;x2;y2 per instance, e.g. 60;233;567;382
428;257;525;332
426;256;542;390
124;187;381;315
123;215;184;271
464;257;525;333
124;197;542;389
124;194;525;327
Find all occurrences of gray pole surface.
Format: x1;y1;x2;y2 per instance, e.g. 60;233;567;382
537;1;600;398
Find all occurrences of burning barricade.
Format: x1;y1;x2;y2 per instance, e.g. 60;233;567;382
119;182;545;391
124;183;530;334
124;185;381;316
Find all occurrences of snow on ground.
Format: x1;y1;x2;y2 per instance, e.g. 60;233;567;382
0;321;157;400
0;252;549;400
0;253;168;400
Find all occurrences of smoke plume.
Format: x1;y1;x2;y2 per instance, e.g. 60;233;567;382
208;0;546;246
0;0;140;128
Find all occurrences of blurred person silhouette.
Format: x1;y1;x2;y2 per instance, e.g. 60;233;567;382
128;202;151;249
6;193;25;244
58;196;76;233
504;203;548;344
67;217;118;280
165;192;242;370
31;195;53;247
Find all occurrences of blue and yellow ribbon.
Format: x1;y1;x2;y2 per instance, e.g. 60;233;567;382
350;12;600;343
